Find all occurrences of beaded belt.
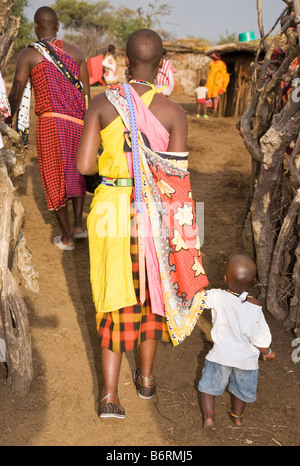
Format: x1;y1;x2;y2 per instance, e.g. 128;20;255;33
101;176;134;187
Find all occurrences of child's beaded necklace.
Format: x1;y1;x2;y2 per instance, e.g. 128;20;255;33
227;289;253;302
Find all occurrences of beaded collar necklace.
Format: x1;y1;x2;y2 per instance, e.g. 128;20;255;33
129;79;155;89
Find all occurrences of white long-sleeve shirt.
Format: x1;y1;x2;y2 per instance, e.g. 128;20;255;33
155;59;175;96
204;289;272;370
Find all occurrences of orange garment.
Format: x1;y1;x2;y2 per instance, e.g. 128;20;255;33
206;59;230;99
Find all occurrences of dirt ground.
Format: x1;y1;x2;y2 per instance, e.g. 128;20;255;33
0;91;299;447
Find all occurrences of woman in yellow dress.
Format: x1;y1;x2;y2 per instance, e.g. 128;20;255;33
77;29;193;419
77;28;209;420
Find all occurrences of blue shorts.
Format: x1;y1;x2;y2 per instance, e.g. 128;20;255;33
198;359;258;403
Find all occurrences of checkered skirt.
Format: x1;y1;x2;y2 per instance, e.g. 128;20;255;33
96;206;170;353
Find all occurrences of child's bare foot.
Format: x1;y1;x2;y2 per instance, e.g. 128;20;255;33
203;412;216;430
230;412;243;427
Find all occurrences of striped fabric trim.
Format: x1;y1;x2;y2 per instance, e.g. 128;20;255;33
155;151;189;160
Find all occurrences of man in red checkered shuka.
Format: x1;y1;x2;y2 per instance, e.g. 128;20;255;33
5;6;90;251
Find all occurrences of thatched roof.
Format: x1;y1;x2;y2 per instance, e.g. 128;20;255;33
205;40;262;56
164;35;288;57
205;35;288;56
163;38;263;55
163;38;211;53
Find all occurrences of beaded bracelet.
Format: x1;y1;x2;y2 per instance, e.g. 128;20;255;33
262;348;272;360
231;412;243;418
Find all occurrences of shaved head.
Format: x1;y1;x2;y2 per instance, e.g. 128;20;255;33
34;6;58;28
225;255;257;294
126;29;163;69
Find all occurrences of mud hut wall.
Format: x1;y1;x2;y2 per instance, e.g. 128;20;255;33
116;51;211;97
116;49;253;116
167;51;211;95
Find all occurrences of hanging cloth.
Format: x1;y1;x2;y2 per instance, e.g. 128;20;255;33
0;71;11;118
0;71;11;148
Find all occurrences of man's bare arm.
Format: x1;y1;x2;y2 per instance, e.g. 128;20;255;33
5;48;32;125
80;58;91;106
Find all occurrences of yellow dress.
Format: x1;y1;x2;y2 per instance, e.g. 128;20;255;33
206;59;230;99
87;89;156;314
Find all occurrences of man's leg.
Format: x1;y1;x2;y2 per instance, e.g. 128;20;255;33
71;196;85;235
55;205;74;246
213;96;219;116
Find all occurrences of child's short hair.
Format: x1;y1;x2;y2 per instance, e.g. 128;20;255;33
199;79;206;86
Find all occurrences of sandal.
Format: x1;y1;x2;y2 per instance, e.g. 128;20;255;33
53;236;75;251
133;369;156;400
73;228;88;239
99;392;125;419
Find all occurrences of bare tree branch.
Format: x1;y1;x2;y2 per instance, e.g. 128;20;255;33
293;0;300;42
239;1;300;336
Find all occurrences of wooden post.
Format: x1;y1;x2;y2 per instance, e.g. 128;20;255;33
0;154;34;397
0;0;38;397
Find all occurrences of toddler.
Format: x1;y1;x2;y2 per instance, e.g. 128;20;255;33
198;255;276;429
195;79;209;119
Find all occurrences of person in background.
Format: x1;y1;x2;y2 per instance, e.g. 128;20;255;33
195;78;209;119
205;51;229;117
5;6;90;251
198;255;276;430
155;48;175;98
102;44;120;86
